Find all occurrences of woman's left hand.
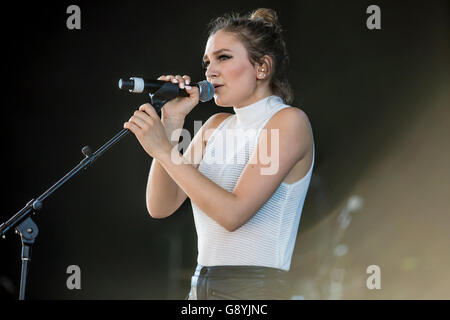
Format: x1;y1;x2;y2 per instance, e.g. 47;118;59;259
124;103;173;160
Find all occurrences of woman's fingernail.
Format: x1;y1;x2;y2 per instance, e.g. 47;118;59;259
186;79;190;85
185;85;192;90
180;83;185;89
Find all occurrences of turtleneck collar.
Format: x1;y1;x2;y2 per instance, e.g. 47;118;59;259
232;95;283;128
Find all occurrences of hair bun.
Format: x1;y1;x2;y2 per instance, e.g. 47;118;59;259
249;8;281;31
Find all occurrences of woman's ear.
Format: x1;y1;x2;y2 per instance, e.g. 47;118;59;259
256;55;273;79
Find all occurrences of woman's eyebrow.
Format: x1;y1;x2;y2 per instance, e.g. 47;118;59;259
202;48;233;61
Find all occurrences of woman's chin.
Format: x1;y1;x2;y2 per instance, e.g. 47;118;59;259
214;95;232;107
214;95;224;106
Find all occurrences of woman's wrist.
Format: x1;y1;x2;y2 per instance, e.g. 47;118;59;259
161;112;185;124
156;143;185;166
161;116;185;145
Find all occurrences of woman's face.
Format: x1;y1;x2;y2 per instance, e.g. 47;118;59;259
203;30;260;108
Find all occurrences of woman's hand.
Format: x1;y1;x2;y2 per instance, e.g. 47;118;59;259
157;74;199;121
124;103;174;160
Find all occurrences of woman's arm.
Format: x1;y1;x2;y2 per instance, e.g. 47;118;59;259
146;117;185;218
138;74;201;218
147;112;233;218
156;107;312;232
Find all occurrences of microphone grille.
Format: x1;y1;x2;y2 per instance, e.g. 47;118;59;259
197;80;215;102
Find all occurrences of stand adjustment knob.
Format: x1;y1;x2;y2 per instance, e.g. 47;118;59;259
82;145;93;158
32;200;43;211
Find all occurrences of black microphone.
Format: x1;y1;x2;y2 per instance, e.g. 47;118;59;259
118;77;214;102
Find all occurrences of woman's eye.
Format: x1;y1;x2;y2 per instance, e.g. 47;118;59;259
219;55;231;61
202;55;231;69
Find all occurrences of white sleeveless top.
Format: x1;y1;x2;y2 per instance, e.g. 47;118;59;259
191;95;315;271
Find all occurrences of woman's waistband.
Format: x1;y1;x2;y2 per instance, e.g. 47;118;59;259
193;264;288;279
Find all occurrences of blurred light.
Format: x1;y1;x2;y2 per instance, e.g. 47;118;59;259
334;244;349;257
347;195;364;212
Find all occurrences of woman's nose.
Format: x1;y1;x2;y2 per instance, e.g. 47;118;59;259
205;64;219;79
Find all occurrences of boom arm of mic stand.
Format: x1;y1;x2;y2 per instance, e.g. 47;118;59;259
0;101;163;237
0;94;164;300
0;128;131;237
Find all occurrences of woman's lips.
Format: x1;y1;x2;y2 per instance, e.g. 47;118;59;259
214;85;223;91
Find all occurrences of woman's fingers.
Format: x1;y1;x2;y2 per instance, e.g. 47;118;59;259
174;75;185;89
139;103;160;119
123;120;141;135
135;106;154;121
128;114;149;130
182;75;191;86
125;104;159;131
158;74;192;89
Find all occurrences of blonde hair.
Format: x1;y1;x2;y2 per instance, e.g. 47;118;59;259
207;8;293;105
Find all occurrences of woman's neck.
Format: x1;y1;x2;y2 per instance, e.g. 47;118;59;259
232;95;283;129
233;84;273;109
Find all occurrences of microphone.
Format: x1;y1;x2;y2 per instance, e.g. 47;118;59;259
118;77;214;102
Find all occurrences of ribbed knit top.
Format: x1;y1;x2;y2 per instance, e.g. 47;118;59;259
191;95;315;271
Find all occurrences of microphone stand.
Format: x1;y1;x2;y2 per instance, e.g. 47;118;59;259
0;92;168;300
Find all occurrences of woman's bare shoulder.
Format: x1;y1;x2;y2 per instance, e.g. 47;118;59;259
203;112;234;143
273;106;310;124
206;112;234;127
265;106;313;161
